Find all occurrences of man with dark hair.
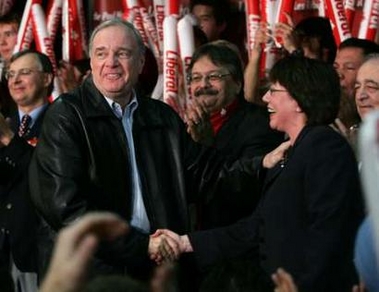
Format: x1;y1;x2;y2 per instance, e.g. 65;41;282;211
186;42;283;229
0;50;53;292
0;12;19;65
333;37;379;131
190;0;230;42
293;16;336;63
334;38;379;100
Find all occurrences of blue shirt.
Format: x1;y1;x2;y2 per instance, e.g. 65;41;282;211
355;216;379;291
18;104;48;128
104;93;150;233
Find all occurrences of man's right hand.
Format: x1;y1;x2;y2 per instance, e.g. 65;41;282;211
0;113;14;147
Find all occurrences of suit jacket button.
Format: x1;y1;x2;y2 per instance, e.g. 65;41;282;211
6;204;12;210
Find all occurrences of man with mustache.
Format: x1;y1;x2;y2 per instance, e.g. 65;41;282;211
185;42;283;230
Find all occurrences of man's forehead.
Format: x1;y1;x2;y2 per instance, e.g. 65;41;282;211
360;60;379;74
193;5;214;16
192;57;221;70
10;54;39;68
0;23;18;32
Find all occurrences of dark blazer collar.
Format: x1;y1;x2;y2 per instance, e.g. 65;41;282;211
78;75;166;129
263;125;311;187
9;103;49;138
78;75;115;119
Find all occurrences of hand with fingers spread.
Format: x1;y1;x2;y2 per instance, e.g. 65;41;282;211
274;13;298;54
272;268;298;292
254;22;271;51
185;99;214;146
0;113;13;147
263;140;291;168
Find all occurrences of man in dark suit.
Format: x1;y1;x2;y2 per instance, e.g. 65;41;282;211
0;50;53;292
185;42;283;229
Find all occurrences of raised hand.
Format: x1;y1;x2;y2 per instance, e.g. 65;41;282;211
40;212;128;292
272;268;298;292
0;113;14;147
274;13;298;53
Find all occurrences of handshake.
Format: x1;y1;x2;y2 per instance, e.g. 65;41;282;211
148;229;193;264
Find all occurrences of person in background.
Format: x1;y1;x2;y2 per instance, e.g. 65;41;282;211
333;38;379;132
334;38;379;101
190;0;229;42
189;0;247;64
275;16;336;63
185;42;283;229
57;58;91;94
353;53;379;121
150;56;364;292
353;54;379;291
0;12;19;117
0;12;19;66
244;16;336;105
0;50;53;292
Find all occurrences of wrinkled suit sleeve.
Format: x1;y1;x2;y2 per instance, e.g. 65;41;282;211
0;135;34;185
29;99;88;229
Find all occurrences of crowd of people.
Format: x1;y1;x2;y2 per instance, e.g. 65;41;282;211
0;0;379;292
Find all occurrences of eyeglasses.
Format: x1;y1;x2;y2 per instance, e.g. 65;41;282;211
5;68;43;80
267;88;288;95
187;73;231;84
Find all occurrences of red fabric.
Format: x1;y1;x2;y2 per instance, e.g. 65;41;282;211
210;99;239;135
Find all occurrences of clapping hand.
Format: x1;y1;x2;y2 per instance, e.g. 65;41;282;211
185;99;213;146
272;268;298;292
0;113;13;147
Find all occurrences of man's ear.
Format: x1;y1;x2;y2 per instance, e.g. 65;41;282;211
43;72;53;89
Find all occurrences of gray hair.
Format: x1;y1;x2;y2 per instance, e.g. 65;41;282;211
362;53;379;65
89;18;146;56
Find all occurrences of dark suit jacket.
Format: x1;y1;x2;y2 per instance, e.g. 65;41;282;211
189;125;364;292
197;100;283;229
0;107;47;272
0;74;16;118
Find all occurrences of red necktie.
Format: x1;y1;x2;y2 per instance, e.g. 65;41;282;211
18;115;31;137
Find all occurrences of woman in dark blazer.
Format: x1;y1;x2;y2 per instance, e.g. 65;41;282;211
150;56;365;292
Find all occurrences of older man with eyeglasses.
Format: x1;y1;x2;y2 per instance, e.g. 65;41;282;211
185;41;283;230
